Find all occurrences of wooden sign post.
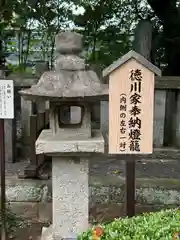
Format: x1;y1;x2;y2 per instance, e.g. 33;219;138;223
0;78;14;240
103;51;161;216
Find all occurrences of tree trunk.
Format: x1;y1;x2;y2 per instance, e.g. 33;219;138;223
0;39;3;66
148;0;180;75
133;19;152;60
147;0;180;146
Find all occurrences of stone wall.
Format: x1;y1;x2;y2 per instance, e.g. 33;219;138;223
6;177;52;223
6;176;180;224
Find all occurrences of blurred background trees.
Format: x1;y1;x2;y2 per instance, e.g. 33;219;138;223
0;0;179;75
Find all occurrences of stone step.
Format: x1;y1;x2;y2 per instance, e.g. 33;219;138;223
2;175;180;224
1;176;180;223
4;171;180;203
3;151;180;225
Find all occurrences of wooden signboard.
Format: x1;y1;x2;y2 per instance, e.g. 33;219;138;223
103;51;161;154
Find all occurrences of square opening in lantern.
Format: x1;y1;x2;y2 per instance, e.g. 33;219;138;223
58;105;84;127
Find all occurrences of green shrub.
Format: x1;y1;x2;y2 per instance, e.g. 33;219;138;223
0;204;28;235
78;209;180;240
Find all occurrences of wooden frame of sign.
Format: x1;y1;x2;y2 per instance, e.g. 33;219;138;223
103;50;161;217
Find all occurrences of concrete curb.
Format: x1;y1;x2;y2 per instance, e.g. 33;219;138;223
4;176;180;223
4;176;180;205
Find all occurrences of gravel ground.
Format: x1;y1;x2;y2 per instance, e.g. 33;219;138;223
12;115;180;180
5;155;180;179
90;158;180;179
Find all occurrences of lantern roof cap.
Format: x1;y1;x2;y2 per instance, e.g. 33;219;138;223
19;31;108;101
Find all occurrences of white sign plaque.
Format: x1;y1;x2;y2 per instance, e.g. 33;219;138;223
0;80;14;119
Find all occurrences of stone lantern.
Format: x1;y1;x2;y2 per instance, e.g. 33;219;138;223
19;31;108;239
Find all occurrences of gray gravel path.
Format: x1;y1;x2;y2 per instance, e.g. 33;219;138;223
90;158;180;179
5;154;180;179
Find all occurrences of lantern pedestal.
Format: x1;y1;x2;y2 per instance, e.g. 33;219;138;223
52;157;89;239
36;129;104;240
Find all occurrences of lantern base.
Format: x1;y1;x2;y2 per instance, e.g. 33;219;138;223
36;129;104;156
41;225;78;240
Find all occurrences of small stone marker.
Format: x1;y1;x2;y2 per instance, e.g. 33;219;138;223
103;50;161;154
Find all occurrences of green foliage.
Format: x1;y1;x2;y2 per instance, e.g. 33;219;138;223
0;0;173;72
0;204;28;234
78;209;180;240
73;0;135;67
